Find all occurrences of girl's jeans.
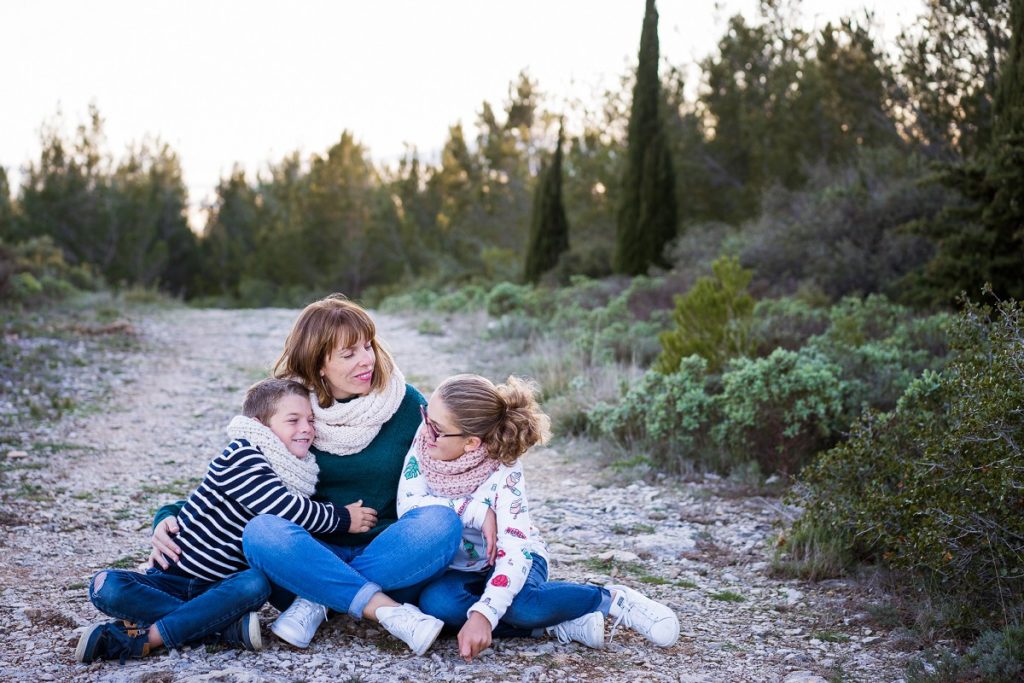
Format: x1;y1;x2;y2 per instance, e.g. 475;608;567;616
418;555;612;636
242;505;463;618
88;567;270;649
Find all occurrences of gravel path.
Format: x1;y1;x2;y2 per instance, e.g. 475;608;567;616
0;307;915;682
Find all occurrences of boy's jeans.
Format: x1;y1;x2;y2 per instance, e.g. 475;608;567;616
417;555;612;636
88;566;270;649
243;505;463;619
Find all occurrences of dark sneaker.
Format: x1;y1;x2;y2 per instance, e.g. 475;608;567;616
75;621;150;664
219;612;263;651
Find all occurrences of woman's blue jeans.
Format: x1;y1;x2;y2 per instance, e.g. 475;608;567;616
88;567;270;649
242;505;462;619
418;555;611;637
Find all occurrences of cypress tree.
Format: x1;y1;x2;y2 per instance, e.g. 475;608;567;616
914;0;1024;303
524;122;570;283
615;0;678;275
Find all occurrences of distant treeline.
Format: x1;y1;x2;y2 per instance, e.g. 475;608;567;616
0;0;1018;307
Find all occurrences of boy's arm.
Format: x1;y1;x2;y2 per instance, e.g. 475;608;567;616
467;463;535;629
219;445;347;534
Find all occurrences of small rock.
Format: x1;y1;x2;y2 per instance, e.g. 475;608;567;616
597;549;641;563
6;450;28;459
783;672;828;683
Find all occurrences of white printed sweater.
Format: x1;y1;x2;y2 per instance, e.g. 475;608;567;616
396;443;548;629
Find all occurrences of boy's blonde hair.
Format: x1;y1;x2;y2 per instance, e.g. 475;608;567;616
435;374;551;466
273;293;396;408
243;378;310;424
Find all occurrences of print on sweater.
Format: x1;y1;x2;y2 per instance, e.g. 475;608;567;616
404;456;420;479
505;471;522;496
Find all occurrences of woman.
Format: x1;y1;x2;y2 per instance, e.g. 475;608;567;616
149;294;463;655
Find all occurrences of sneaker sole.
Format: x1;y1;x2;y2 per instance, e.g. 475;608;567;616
270;620;312;649
411;618;444;656
75;623;103;663
246;613;263;651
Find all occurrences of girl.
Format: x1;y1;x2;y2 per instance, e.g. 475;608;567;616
398;374;679;662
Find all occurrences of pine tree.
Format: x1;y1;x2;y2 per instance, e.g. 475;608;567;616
524;122;570;283
913;0;1024;303
615;0;678;275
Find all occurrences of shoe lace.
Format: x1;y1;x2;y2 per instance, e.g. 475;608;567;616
290;600;324;628
551;623;572;645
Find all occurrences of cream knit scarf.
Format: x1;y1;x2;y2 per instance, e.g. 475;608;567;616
225;416;319;497
311;368;407;456
414;426;500;497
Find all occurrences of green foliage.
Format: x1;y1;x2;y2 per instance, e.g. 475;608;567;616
739;149;939;301
714;348;845;474
895;0;1010;158
907;1;1022;304
794;296;1024;628
524;123;570;283
14;107;200;296
615;0;678;275
0;236;100;307
590;356;713;472
908;625;1024;683
749;297;829;355
808;295;951;416
655;256;754;373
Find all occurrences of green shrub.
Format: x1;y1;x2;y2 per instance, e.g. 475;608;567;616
655;256;755;374
907;625;1024;683
794;296;1024;629
713;348;845;474
749;297;829;355
809;295;951;418
485;282;542;317
589;356;714;473
1;236;99;307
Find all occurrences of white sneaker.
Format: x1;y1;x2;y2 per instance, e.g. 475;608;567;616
546;610;605;649
607;584;680;647
375;603;444;656
271;597;327;648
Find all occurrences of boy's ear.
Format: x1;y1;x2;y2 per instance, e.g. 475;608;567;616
464;436;482;452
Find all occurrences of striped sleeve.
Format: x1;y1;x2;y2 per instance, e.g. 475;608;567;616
209;441;342;534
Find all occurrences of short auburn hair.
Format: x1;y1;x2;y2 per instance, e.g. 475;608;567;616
273;294;396;408
242;378;310;424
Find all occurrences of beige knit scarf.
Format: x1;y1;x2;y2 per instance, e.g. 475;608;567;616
414;426;500;497
311;368;407;456
225;416;319;497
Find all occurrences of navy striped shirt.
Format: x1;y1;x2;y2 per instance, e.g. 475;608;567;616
174;439;342;581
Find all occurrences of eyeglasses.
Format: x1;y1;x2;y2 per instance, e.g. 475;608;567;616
420;405;467;441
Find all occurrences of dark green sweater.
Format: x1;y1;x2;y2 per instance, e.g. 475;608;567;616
155;384;426;547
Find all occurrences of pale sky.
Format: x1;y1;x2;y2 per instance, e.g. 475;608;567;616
2;0;923;222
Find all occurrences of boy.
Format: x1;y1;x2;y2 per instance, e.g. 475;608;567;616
76;378;374;664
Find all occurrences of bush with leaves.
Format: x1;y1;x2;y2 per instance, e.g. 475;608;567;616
713;348;845;474
793;295;1024;627
807;294;952;416
1;236;100;307
589;356;714;472
655;255;755;373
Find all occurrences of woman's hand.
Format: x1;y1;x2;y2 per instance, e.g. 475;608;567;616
345;499;378;533
482;507;497;565
146;517;181;570
457;611;493;662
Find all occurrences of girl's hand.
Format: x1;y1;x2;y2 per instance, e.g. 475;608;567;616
483;508;497;565
345;500;378;533
457;612;493;662
146;517;181;569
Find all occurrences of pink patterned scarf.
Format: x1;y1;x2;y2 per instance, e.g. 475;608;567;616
415;427;500;497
